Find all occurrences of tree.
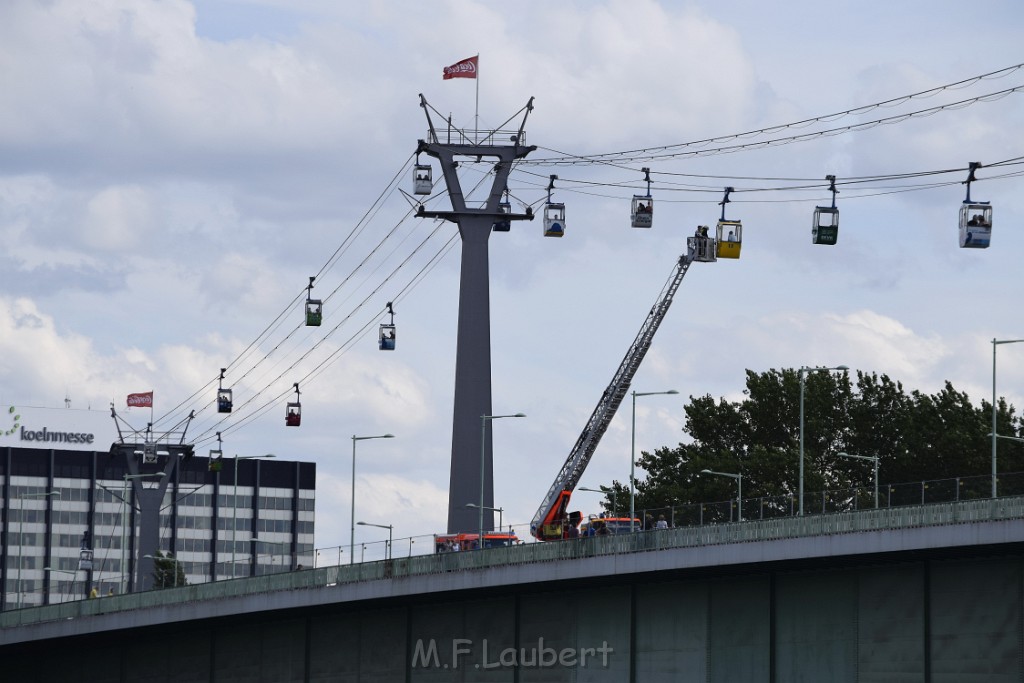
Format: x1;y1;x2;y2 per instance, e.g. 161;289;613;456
151;550;187;589
595;368;1022;517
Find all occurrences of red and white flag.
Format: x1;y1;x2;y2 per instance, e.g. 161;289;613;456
127;391;154;408
443;55;478;80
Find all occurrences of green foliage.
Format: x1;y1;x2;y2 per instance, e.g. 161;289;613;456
594;369;1022;512
151;550;187;589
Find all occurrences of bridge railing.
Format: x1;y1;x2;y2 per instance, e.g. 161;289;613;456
6;496;1024;631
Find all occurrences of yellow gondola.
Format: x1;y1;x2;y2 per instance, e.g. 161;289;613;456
715;188;742;259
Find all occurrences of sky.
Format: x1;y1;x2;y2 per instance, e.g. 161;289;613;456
2;0;1023;560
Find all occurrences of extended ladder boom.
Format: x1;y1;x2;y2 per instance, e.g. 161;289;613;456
530;238;701;540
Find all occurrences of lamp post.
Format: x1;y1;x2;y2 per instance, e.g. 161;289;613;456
798;366;848;516
837;452;881;509
480;414;525;545
465;503;504;534
356;522;394;560
992;339;1024;498
351;434;394;565
43;567;76;603
700;469;743;521
579;486;617;518
14;490;60;609
631;390;678;531
232;454;275;579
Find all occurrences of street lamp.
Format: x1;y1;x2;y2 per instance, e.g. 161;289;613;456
837;452;881;509
992;339;1024;498
43;567;76;603
700;469;743;521
632;390;678;531
578;486;617;518
480;414;525;545
798;366;848;516
990;432;1024;444
232;454;276;579
15;489;60;609
465;503;504;534
351;434;394;565
14;491;60;610
356;522;394;560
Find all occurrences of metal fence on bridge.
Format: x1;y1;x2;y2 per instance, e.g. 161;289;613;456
5;495;1024;632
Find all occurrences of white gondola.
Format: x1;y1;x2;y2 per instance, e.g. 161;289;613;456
812;175;839;245
631;167;654;228
959;203;992;248
959;163;991;249
544;175;565;237
413;164;433;195
544;203;565;237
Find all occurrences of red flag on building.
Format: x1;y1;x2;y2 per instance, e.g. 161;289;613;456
127;391;154;408
443;55;478;80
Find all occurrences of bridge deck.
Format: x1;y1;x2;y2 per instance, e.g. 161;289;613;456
3;496;1023;646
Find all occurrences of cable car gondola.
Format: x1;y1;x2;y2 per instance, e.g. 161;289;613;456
959;162;992;249
413;159;433;196
286;383;301;427
494;189;511;232
544;175;565;237
305;276;322;326
631;167;654;229
217;368;232;414
812;175;839;245
715;187;742;259
379;302;396;350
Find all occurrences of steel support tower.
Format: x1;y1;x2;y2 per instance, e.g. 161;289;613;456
415;95;536;533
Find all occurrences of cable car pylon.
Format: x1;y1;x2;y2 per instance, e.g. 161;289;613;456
414;93;537;534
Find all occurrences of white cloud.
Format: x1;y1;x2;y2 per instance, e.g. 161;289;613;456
1;0;1022;551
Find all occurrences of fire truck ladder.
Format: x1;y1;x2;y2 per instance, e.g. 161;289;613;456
530;237;704;540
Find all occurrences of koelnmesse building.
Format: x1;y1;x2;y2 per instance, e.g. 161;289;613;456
1;405;315;609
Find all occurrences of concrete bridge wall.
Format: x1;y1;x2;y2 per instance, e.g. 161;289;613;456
3;549;1023;682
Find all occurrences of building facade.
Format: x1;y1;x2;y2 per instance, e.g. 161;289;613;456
1;406;315;609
